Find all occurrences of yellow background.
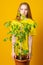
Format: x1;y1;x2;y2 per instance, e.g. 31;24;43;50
0;0;43;65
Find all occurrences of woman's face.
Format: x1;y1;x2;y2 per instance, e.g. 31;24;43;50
19;4;28;17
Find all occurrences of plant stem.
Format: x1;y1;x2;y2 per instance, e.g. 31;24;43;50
20;42;22;60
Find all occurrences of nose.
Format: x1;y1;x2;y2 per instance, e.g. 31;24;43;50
23;10;25;14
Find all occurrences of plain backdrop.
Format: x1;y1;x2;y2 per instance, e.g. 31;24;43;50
0;0;43;65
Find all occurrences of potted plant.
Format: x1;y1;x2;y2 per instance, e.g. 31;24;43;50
3;16;37;65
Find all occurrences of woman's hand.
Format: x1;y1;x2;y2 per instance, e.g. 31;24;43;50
11;52;16;59
27;53;32;60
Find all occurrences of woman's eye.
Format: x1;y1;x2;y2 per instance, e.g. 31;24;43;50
21;9;23;10
21;9;27;10
25;9;28;10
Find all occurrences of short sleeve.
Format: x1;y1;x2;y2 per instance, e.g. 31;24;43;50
30;27;37;36
26;18;37;36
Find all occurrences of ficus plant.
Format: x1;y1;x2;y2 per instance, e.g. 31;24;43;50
3;15;37;60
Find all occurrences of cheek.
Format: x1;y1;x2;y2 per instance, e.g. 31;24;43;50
25;11;28;15
20;10;24;14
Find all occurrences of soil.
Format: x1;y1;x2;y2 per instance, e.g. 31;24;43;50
16;55;29;60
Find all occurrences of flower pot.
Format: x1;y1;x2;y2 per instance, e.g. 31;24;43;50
14;57;30;65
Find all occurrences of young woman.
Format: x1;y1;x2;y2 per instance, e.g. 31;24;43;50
11;2;33;60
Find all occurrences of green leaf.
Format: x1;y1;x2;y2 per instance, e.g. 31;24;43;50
4;21;11;28
18;52;21;56
7;31;15;35
9;36;12;41
24;24;31;34
33;22;37;28
3;37;8;41
22;50;29;55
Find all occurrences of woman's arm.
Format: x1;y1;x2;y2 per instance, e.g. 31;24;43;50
28;35;32;60
11;34;16;59
28;35;32;54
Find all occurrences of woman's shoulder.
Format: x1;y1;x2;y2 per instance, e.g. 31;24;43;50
22;18;34;24
26;18;34;23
